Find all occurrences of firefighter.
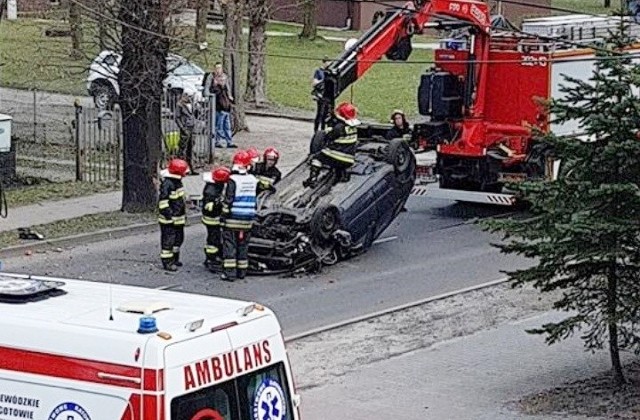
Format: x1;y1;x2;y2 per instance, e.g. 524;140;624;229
304;102;361;187
201;166;231;271
220;150;259;281
253;147;282;193
158;158;189;272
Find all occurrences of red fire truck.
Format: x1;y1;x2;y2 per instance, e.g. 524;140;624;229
321;0;636;205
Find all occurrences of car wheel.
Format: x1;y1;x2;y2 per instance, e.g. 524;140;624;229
310;204;339;242
385;138;415;183
310;131;328;155
93;84;116;110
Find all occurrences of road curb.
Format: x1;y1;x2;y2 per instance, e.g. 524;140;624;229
0;214;202;258
245;109;315;123
285;277;510;342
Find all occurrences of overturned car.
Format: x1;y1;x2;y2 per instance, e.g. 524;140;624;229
248;133;416;274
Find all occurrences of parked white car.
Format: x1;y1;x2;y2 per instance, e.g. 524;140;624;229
87;50;206;109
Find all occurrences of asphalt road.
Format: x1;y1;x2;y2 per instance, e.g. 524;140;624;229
0;196;527;336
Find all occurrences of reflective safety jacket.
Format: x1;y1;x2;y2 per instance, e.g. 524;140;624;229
325;121;358;156
158;176;186;225
222;173;258;229
201;182;225;226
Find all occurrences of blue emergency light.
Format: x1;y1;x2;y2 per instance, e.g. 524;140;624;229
137;316;159;334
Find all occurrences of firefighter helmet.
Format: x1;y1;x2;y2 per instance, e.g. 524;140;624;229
167;158;190;177
335;102;360;126
263;147;280;163
212;166;231;183
247;147;260;164
232;150;252;168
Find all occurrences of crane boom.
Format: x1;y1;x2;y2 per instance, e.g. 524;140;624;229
322;0;491;112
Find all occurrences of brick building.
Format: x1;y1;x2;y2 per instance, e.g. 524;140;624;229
269;0;552;31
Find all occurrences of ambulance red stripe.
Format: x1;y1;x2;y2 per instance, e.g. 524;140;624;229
0;346;163;391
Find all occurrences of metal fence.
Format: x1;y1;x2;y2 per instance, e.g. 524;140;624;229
74;106;122;182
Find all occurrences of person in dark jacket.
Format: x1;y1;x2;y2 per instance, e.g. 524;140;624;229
386;110;412;214
304;102;360;187
175;93;197;174
208;63;236;149
201;166;231;271
385;109;411;140
220;150;259;281
158;158;189;271
252;147;282;193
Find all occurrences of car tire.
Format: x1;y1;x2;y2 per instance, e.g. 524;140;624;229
310;131;328;155
310;204;340;243
385;138;415;183
92;83;116;110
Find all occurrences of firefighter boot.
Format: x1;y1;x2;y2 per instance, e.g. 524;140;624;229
162;258;177;272
303;160;322;188
173;252;183;267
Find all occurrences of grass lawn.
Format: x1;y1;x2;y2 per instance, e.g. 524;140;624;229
0;18;432;122
551;0;618;15
5;181;120;208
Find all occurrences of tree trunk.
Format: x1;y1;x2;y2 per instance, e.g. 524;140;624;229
245;0;268;106
119;0;168;213
222;0;248;132
300;0;317;40
0;0;6;22
607;271;626;386
69;0;83;59
604;0;611;8
195;0;209;43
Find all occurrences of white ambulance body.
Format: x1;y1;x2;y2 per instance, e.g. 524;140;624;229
0;273;300;420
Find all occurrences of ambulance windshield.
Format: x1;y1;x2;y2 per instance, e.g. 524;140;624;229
171;362;293;420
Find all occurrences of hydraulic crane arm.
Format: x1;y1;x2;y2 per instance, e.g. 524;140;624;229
322;0;491;112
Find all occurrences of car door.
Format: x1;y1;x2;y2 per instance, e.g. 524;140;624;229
370;171;398;237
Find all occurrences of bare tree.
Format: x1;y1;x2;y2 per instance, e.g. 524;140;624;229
118;0;169;212
69;0;83;58
195;0;208;43
244;0;268;106
300;0;317;40
221;0;248;132
0;0;7;21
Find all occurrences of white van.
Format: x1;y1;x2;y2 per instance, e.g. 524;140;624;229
0;273;300;420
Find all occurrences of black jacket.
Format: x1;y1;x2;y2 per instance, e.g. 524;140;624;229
158;176;186;225
202;183;225;226
385;124;411;140
325;121;358;156
251;162;282;193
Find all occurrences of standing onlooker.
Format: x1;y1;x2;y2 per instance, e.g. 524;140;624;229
312;56;331;132
175;93;197;174
206;63;236;149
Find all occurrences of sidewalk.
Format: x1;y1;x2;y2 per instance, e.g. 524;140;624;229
299;312;627;420
0;114;312;233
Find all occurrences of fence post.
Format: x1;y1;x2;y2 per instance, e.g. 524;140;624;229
32;89;37;144
209;94;216;164
74;101;83;181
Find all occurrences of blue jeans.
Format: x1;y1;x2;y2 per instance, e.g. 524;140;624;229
215;111;233;146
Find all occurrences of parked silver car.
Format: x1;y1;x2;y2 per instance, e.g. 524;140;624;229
86;50;206;109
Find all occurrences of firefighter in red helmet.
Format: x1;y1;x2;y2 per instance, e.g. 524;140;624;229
246;147;261;172
304;102;361;187
252;147;282;193
201;166;231;271
220;150;259;281
158;158;189;271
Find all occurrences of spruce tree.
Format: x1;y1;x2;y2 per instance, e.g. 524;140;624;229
486;24;640;386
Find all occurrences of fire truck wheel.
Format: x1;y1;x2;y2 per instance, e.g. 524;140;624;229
310;131;328;155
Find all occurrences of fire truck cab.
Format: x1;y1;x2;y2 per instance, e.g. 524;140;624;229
0;273;300;420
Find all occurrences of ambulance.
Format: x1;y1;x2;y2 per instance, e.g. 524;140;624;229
0;272;301;420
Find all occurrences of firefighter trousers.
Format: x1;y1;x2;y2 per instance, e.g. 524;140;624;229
204;225;222;264
222;227;251;278
160;223;184;265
